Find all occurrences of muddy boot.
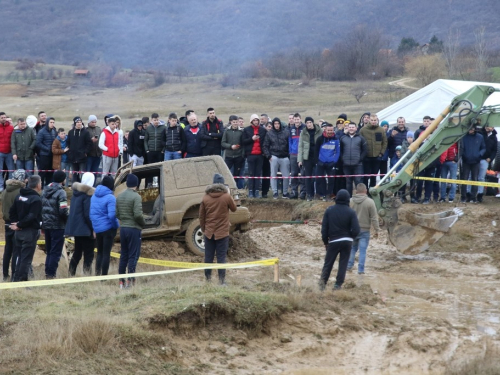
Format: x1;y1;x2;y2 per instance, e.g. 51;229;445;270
477;193;483;203
333;283;342;290
318;280;326;292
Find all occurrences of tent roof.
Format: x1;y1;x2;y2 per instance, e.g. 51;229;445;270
377;79;500;128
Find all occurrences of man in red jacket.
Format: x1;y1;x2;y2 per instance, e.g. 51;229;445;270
439;143;458;203
0;112;15;192
98;116;120;176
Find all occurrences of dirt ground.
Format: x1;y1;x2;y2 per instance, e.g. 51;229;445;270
1;196;499;374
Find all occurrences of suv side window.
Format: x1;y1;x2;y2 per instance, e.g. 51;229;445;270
173;160;220;188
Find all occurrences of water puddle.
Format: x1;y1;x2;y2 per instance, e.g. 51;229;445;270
363;272;500;336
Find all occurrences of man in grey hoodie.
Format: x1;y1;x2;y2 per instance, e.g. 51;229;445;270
347;183;380;274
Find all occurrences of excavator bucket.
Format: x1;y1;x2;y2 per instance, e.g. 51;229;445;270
386;208;463;255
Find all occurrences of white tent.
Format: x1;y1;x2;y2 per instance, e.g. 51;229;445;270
377;79;500;130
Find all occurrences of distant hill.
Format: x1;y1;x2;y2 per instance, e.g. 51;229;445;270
1;0;499;71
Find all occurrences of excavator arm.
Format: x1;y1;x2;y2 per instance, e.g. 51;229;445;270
371;85;500;255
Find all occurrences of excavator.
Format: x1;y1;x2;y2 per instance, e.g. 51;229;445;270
371;85;500;255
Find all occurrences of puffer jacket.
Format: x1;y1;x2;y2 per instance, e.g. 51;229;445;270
387;126;408;158
340;133;367;166
90;185;119;233
359;125;387;158
2;179;25;223
11;127;36;161
439;143;458;164
481;128;498;161
144;123;166;152
36;121;57;156
41;182;69;230
0;123;14;154
116;188;146;230
64;182;94;237
297;124;322;162
289;124;304;155
163;124;186;153
67;127;92;164
263;126;290;159
221;127;244;159
128;120;146;157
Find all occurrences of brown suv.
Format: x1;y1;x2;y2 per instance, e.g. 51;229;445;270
113;155;251;255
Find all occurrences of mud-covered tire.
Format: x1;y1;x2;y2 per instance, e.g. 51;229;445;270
185;219;205;256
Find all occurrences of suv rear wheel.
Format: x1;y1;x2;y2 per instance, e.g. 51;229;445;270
185;219;205;256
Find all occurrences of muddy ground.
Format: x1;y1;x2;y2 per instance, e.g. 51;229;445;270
1;197;499;374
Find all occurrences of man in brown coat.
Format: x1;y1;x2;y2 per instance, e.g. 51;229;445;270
199;173;237;285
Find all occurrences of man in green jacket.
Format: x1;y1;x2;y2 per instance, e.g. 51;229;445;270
359;114;387;189
116;173;145;288
221;115;244;189
297;117;322;201
11;118;36;175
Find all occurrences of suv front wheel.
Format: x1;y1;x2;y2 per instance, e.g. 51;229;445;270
185;219;205;256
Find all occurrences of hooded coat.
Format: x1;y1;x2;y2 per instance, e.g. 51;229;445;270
460;131;486;164
262;119;290;158
128;120;146;157
387;125;409;158
41;182;69;230
350;194;380;232
2;179;25;223
321;189;360;245
67;126;92;164
9;187;42;230
64;182;95;237
90;184;120;233
199;183;237;240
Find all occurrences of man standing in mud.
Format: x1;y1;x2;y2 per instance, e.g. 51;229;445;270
199;173;237;285
319;189;360;290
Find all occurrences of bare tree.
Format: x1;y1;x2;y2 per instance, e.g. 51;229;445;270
474;26;489;80
443;29;460;78
351;86;368;103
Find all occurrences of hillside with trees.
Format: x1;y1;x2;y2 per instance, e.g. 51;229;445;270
1;0;499;72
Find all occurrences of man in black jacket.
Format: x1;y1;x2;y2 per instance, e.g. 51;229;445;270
163;113;186;160
128;120;146;167
340;123;367;197
319;189;360;290
67;117;92;183
36;117;57;187
475;126;498;202
9;175;43;282
41;170;69;278
200;107;224;156
262;117;290;199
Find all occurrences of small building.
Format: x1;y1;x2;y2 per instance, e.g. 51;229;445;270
74;69;89;77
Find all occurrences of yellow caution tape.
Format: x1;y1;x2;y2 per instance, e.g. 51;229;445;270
0;240;45;246
415;176;500;188
0;258;279;290
63;238;278;269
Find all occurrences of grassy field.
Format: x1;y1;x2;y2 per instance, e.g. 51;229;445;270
0;60;414;130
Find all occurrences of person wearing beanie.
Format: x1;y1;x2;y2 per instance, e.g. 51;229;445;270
65;172;96;276
357;112;370;130
338;113;347;121
67;116;92;184
304;116;314;124
41;170;69;279
298;116;321;201
86;115;102;177
319;189;360;291
116;173;145;288
199;173;237;285
2;169;27;280
241;114;267;198
90;175;119;276
99;116;121;176
128;119;146;166
262;117;291;199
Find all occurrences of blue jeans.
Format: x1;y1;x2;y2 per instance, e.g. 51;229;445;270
15;159;34;176
467;159;488;194
164;151;182;160
440;161;458;200
348;231;370;273
86;156;102;173
0;152;14;189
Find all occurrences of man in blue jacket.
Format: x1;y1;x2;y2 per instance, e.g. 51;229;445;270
460;127;486;203
319;189;360;290
315;123;340;201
